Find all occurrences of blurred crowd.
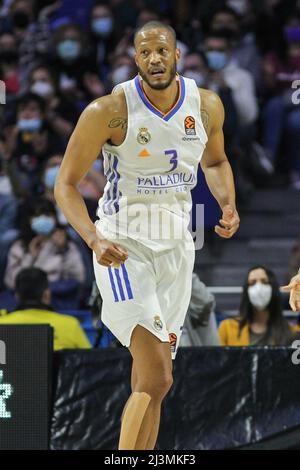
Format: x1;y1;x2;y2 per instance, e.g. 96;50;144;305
0;0;300;307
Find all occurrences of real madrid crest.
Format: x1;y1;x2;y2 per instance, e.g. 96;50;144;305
153;315;163;332
137;127;151;144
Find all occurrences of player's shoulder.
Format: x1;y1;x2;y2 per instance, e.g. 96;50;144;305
198;88;224;112
198;88;224;131
82;87;126;120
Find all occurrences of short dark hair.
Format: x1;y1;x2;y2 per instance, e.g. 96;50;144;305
205;28;233;46
204;28;233;49
29;63;58;88
17;92;46;113
213;6;241;22
15;268;49;303
134;21;176;48
30;197;57;218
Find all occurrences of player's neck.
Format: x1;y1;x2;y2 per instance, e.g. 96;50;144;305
142;78;179;115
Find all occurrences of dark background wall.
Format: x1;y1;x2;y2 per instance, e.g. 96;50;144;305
50;347;300;450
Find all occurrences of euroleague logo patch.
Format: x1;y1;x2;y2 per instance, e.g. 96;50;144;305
184;116;196;135
169;333;177;353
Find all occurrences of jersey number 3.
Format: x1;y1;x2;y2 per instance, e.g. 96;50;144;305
165;149;178;172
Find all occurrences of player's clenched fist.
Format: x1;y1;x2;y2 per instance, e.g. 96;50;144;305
90;235;128;268
215;204;240;239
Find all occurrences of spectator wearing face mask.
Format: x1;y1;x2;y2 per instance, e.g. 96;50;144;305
262;14;300;188
40;154;68;227
9;0;35;40
89;2;116;75
0;32;21;99
51;23;103;109
8;0;59;83
203;30;258;195
28;64;80;142
40;154;105;294
41;153;106;224
4;197;85;291
108;53;136;90
219;265;300;346
183;50;252;203
183;51;209;88
204;30;258;131
210;5;262;89
183;51;238;153
8;0;37;78
2;92;65;196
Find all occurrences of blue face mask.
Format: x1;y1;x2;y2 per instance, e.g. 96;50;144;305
31;215;56;235
17;118;42;132
206;51;227;71
57;40;81;61
44;165;60;189
91;17;113;37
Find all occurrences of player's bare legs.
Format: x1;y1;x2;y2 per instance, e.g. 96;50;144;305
121;361;160;450
120;362;138;421
118;325;173;450
125;362;160;450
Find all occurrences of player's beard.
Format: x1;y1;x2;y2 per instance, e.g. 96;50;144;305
137;60;177;90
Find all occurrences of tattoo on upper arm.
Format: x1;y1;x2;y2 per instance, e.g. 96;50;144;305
108;118;127;129
201;109;209;134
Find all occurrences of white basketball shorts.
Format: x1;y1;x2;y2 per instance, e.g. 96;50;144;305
93;235;195;359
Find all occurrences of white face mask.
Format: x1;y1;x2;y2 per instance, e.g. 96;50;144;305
227;0;249;15
31;81;54;98
0;175;13;195
111;65;131;86
248;282;272;310
184;70;206;87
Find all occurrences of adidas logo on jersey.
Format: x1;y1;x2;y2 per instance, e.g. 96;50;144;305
138;148;151;157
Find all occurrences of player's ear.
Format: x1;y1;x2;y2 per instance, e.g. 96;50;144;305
175;48;181;63
134;53;138;68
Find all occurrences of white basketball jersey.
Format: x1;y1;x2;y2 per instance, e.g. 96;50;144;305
96;74;208;251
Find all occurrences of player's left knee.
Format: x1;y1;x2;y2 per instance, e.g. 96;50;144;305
136;372;173;402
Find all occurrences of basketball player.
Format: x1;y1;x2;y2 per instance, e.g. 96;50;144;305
282;268;300;312
54;21;240;450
